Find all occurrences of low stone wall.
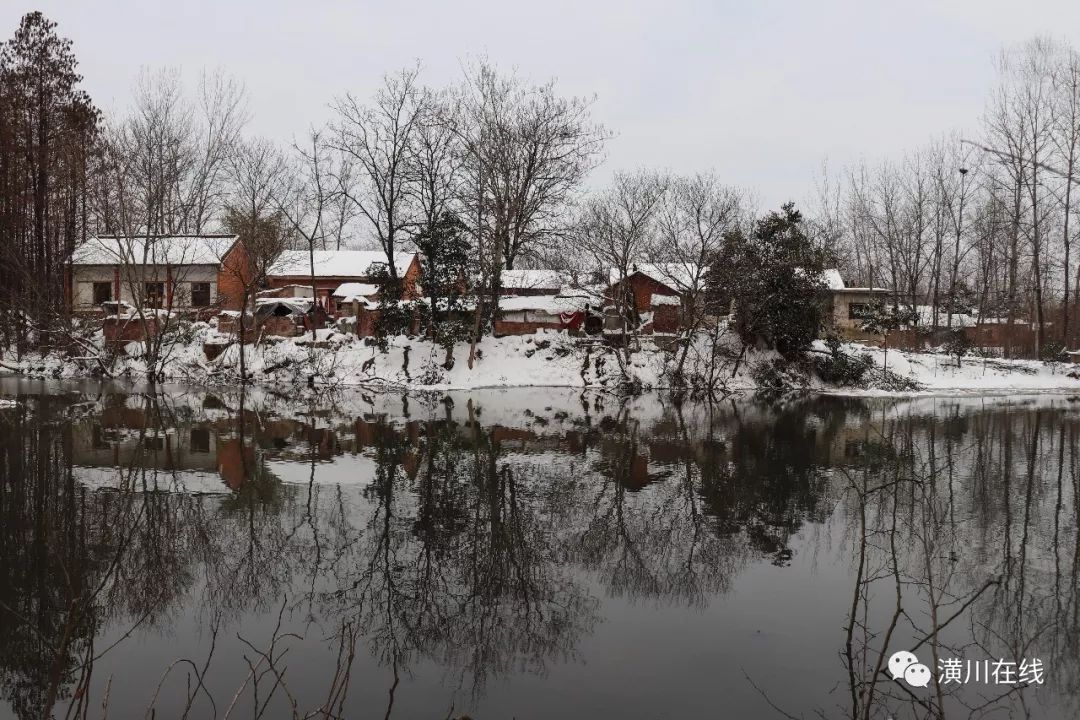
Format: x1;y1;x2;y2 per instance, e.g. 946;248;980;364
103;317;158;344
262;315;301;337
493;319;566;336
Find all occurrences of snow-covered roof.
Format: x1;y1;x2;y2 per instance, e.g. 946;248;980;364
793;267;847;290
269;250;416;278
609;263;701;291
651;293;681;307
332;282;380;301
820;268;844;291
980;317;1028;325
501;269;567;291
498;294;588;313
254;297;315;314
72;235;239;266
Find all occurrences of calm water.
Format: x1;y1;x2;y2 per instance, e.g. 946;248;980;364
1;379;1079;719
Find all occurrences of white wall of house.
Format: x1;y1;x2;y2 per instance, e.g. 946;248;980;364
831;291;890;330
73;264;220;309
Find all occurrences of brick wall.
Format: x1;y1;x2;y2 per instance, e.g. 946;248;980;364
268;255;423;311
493;319;566;336
652;304;679;333
217;240;253;310
261;315;300;337
352;307;423;337
499;287;558;297
357;307;379;337
103;317;158;343
841;324;1038;357
608;273;680;313
402;256;423;300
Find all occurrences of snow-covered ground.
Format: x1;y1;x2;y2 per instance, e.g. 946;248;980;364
3;323;1080;396
0;325;674;391
833;343;1080;395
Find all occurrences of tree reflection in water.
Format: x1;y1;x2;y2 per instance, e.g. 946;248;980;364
0;387;1077;719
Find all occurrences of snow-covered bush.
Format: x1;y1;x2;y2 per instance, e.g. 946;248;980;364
814;341;874;386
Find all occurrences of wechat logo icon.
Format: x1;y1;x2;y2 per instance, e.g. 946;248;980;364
889;650;932;688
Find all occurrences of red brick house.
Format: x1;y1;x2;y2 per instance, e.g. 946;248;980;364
68;234;252;315
603;264;700;335
266;250;421;315
605;265;685;314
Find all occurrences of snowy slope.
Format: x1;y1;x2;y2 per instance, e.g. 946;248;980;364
829;343;1080;395
4;327;1080;396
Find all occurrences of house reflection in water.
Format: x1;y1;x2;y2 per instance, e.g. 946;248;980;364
69;394;865;498
72;401;258;493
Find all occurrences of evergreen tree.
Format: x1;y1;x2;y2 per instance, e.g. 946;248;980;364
370;264;412;347
415;211;472;367
706;203;829;358
0;12;99;347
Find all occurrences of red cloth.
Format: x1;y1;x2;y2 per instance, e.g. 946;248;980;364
559;311;584;330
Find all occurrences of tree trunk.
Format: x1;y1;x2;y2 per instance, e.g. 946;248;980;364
238;290;248;382
1062;159;1074;345
309;244;318;342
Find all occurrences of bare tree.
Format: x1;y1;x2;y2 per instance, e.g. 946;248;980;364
93;68;247;378
847;156;930;312
986;39;1058;354
574;170;668;379
457;59;609;273
1051;47;1080;344
450;60;608;366
222;136;291;379
407;87;465;236
275;128;330;341
330;65;424;282
652;173;746;380
1015;40;1057;354
185;70;250;233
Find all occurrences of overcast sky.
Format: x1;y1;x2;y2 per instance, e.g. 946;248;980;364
5;0;1080;208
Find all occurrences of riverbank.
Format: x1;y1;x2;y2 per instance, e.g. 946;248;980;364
2;325;1079;395
833;343;1080;395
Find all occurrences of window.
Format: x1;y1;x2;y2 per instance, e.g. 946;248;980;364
848;302;871;321
189;428;210;453
144;282;165;308
190;282;211;307
92;281;112;305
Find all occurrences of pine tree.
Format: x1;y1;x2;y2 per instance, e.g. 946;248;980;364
0;12;99;348
414;211;472;367
706;203;830;358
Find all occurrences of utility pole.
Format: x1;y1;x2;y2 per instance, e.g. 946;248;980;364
947;166;969;331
